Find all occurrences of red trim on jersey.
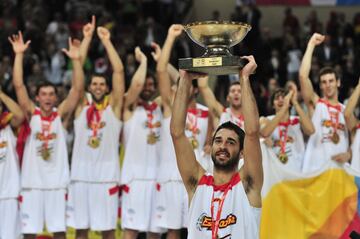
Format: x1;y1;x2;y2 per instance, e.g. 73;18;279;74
187;108;209;118
156;183;161;191
119;184;130;194
198;173;241;192
279;117;299;127
357;123;360;129
33;108;58;121
318;99;342;112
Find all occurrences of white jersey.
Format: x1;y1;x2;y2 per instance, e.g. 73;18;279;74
266;115;305;172
70;105;122;183
188;173;261;239
121;103;162;184
302;99;349;172
185;104;210;171
351;124;360;170
219;107;244;129
0;125;20;199
157;117;181;182
21;108;69;189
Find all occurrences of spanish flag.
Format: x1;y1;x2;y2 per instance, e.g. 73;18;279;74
260;143;360;239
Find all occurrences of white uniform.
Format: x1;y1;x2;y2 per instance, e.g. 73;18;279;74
121;103;163;233
154;117;187;230
67;105;122;231
0;125;20;239
302;100;349;172
20;108;69;233
186;104;210;171
350;124;360;170
188;173;261;239
219;107;244;129
266;115;305;172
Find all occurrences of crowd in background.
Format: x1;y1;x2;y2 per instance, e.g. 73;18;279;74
0;0;360;116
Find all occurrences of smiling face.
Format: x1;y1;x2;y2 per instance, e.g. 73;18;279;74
88;76;109;103
140;76;156;101
227;83;242;109
319;72;339;100
211;128;242;172
35;86;58;113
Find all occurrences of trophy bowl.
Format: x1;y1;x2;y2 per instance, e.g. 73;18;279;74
179;21;252;75
184;21;251;57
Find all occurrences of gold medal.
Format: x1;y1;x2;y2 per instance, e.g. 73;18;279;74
147;132;158;145
278;153;288;164
331;131;340;144
41;146;51;161
190;137;199;149
88;136;100;148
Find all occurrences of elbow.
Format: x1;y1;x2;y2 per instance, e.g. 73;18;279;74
259;129;270;138
306;126;315;136
170;122;184;139
245;125;260;138
156;65;167;73
344;110;352;121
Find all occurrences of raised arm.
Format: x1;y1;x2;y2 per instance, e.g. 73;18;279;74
299;33;324;108
240;56;263;208
0;90;25;128
156;24;183;110
58;38;84;120
170;71;206;200
259;91;293;138
97;27;124;119
123;47;147;109
151;42;179;84
80;15;96;65
289;82;315;136
9;31;34;118
344;78;360;133
198;76;224;121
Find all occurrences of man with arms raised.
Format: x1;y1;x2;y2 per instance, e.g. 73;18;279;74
198;76;244;128
299;33;350;172
66;19;124;239
171;56;262;238
9;32;83;239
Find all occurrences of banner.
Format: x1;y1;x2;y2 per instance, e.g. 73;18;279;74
260;143;360;238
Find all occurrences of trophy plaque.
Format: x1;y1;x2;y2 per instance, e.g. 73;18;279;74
179;21;251;75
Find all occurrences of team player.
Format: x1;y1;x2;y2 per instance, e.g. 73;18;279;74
10;32;84;239
154;24;209;238
299;33;351;172
171;56;262;238
120;45;163;239
198;76;244;128
0;90;25;239
260;83;314;171
66;19;124;239
344;78;360;170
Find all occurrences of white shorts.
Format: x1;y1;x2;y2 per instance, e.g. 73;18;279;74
66;181;119;231
20;189;66;234
153;180;188;230
0;198;20;238
121;180;164;233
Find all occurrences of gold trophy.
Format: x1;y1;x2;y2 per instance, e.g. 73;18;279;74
179;21;251;75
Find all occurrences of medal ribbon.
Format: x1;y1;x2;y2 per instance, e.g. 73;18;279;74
187;108;199;138
35;109;58;154
278;121;289;156
319;99;341;137
228;108;244;128
211;182;233;239
87;96;109;139
142;102;158;133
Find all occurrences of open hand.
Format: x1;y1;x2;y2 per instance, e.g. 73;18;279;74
150;42;161;62
8;31;31;54
62;38;81;60
135;46;146;63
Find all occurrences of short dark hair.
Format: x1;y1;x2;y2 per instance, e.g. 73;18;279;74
89;73;110;88
35;81;58;96
319;67;339;81
212;121;245;150
270;88;288;105
146;70;157;86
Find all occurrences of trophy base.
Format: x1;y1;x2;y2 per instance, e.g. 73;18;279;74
178;56;247;76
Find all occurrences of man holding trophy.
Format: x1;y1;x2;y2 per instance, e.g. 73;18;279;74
172;22;263;239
